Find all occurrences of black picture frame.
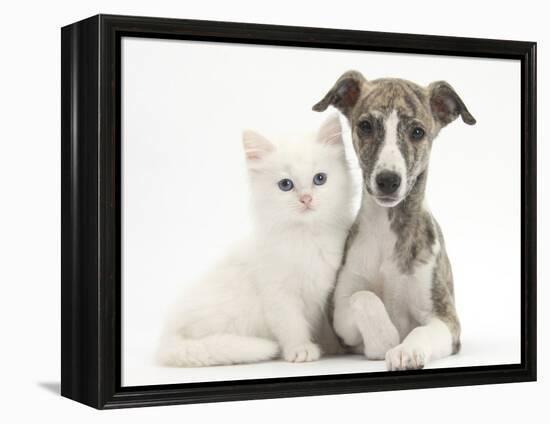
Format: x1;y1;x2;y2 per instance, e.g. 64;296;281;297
61;14;537;409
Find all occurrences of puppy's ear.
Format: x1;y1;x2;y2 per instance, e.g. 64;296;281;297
428;81;476;127
312;70;368;118
242;130;274;161
317;114;343;146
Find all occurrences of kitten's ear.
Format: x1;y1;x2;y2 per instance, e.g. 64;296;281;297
242;130;274;161
317;114;343;146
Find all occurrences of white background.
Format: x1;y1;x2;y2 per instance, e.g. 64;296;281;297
0;0;547;422
122;38;521;386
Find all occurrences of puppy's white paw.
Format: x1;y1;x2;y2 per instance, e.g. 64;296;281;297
283;342;321;363
385;344;428;371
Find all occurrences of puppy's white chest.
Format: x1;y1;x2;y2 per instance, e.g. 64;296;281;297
348;205;435;337
351;207;396;293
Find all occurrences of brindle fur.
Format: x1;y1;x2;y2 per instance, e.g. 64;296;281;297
388;171;436;275
341;219;360;267
313;70;475;357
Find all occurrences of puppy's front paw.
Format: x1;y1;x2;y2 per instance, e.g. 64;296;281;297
350;291;400;359
283;342;321;363
385;344;428;371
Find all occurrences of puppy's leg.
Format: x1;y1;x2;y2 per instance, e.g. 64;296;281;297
350;291;400;359
385;317;454;370
385;248;460;371
333;267;366;348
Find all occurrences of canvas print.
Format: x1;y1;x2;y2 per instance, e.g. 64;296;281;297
121;37;521;386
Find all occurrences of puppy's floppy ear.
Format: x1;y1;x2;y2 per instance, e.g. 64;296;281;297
312;70;367;118
428;81;476;127
317;114;343;146
242;130;274;161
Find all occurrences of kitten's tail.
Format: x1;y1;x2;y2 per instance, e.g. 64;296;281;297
157;334;279;367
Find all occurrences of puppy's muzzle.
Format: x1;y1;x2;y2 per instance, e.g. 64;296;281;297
375;171;402;196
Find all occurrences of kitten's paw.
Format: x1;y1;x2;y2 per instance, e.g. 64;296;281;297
283;342;321;363
385;344;428;371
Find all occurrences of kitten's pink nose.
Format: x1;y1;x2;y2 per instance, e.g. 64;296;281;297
300;194;313;206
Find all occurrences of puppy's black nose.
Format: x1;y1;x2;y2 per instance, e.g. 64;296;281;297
376;171;401;195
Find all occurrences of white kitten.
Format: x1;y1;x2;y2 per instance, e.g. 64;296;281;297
157;115;353;367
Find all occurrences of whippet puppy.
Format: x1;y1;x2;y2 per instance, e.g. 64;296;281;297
313;71;476;370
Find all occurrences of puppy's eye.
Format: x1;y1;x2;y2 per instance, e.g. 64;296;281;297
358;120;373;136
410;127;425;141
313;172;327;186
278;178;294;191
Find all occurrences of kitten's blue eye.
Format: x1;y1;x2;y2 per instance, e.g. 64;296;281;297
278;178;294;191
313;173;327;186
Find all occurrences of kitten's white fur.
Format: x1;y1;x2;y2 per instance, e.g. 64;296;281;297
157;115;354;367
